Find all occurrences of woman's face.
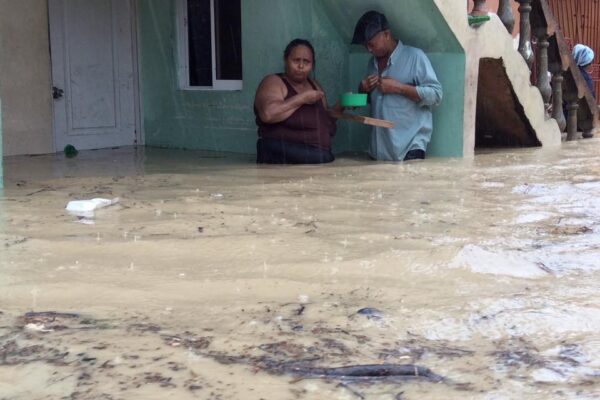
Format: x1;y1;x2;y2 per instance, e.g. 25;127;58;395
284;45;314;83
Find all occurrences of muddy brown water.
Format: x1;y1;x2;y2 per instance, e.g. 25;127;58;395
1;143;600;399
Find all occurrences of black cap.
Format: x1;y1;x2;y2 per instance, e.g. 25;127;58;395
351;11;389;45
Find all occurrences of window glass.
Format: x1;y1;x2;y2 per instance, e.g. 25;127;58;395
187;0;212;86
215;0;242;80
183;0;242;88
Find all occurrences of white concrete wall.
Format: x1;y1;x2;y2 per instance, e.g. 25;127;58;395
0;0;53;156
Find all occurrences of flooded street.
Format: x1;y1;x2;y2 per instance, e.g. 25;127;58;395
1;142;600;399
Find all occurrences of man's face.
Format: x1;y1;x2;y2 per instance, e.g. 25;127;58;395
365;30;390;58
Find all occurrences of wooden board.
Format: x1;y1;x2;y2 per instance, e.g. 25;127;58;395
330;111;395;129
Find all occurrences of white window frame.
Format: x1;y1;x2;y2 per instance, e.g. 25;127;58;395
176;0;243;91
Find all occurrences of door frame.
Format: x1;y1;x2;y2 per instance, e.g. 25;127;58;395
131;0;143;146
49;0;144;151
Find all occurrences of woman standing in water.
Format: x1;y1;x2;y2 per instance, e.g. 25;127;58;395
572;44;596;138
573;44;596;99
254;39;337;164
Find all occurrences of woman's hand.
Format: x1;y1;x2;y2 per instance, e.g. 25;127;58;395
300;89;325;104
326;101;344;120
329;101;343;113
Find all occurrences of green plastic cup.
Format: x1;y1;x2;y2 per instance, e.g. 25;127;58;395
340;92;368;108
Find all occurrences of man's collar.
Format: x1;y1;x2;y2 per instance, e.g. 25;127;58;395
388;40;404;65
372;39;404;71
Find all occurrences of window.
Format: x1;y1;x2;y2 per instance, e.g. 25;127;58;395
176;0;242;90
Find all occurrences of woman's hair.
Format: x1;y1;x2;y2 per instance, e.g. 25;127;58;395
284;38;315;63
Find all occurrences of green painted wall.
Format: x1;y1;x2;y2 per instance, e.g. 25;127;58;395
138;0;465;157
427;53;465;158
139;0;351;153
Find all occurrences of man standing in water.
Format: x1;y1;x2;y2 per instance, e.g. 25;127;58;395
353;11;443;161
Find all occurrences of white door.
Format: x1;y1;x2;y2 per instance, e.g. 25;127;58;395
49;0;138;151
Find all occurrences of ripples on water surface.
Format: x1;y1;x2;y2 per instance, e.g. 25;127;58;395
1;142;600;399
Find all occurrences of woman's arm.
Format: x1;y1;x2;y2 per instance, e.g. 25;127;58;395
310;78;343;119
254;75;324;124
310;78;329;109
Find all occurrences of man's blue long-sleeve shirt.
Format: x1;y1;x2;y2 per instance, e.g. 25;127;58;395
367;41;443;161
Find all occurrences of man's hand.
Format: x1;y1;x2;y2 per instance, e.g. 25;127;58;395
377;77;421;102
377;77;400;94
360;74;379;93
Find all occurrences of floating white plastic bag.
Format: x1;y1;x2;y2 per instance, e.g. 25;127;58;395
65;197;119;219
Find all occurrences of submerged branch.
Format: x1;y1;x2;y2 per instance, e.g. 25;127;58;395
283;363;444;382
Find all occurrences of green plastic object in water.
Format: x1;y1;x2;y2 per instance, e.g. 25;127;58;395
340;92;368;108
64;144;78;158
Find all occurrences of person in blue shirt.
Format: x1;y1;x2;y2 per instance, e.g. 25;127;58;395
352;11;443;161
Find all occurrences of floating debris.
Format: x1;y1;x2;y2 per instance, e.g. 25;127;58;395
282;363;444;382
356;307;384;320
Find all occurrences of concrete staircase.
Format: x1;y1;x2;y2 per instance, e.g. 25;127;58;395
436;2;563;156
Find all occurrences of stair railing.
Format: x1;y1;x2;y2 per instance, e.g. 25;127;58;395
469;0;599;140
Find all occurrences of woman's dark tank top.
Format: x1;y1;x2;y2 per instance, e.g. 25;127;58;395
255;74;336;150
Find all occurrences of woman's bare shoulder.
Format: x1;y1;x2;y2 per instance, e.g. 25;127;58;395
258;74;284;88
256;74;286;101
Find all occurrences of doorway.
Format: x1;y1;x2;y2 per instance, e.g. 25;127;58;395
49;0;140;152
